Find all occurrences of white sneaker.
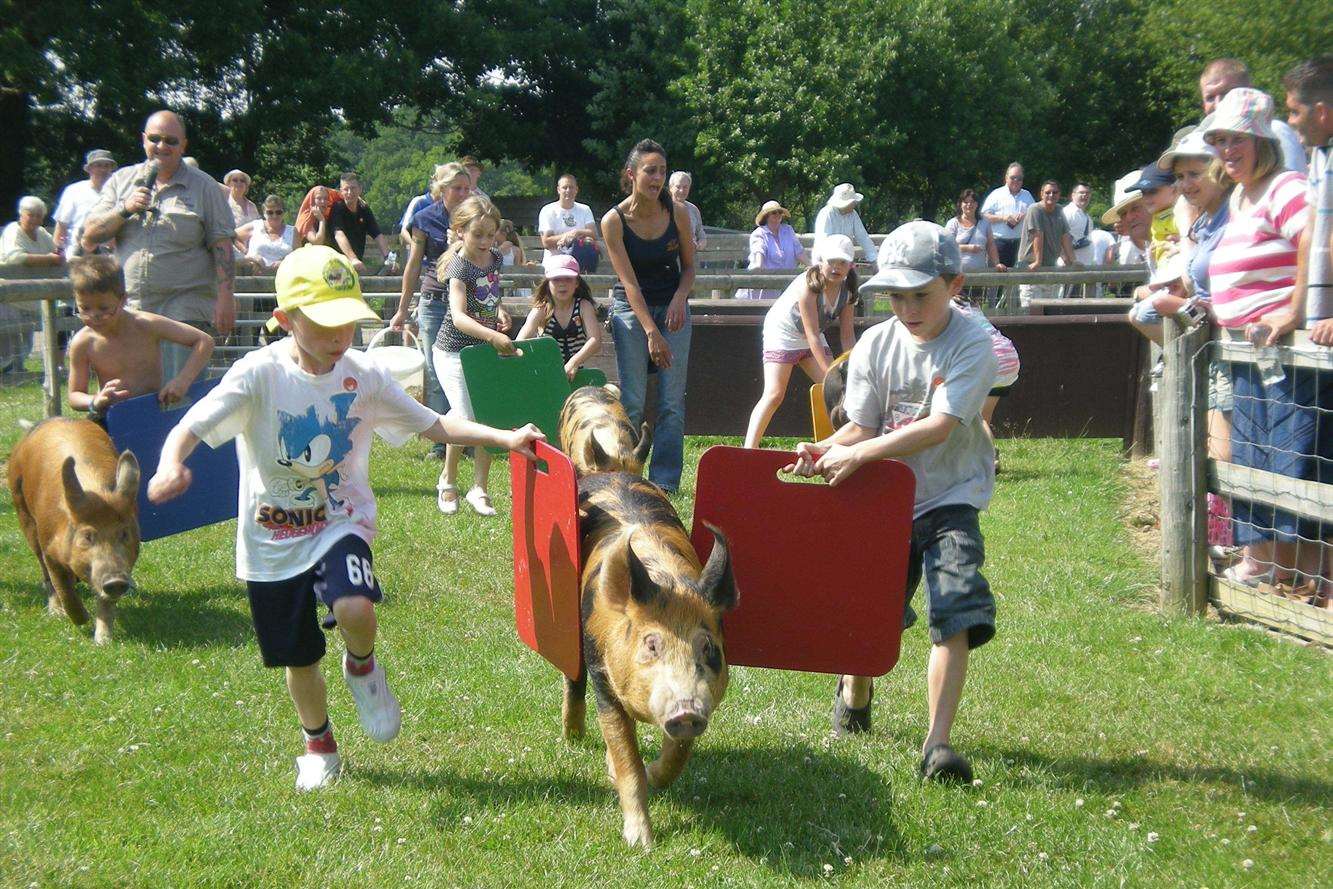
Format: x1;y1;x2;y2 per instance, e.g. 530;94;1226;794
295;751;341;791
465;486;497;516
437;484;459;515
344;658;402;742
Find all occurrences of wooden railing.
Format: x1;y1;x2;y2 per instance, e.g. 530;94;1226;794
1158;320;1332;645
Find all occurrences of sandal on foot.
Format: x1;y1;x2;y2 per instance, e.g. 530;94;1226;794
465;487;497;516
831;677;872;737
1221;563;1293;589
437;484;460;515
919;744;973;784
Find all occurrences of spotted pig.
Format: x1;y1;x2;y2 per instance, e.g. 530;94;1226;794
563;472;737;849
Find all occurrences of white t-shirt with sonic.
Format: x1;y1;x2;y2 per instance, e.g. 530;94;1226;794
182;341;439;581
842;306;998;518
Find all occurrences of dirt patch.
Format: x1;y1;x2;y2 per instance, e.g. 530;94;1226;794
1118;457;1162;566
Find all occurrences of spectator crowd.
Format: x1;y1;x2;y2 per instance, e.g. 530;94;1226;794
1;56;1330;609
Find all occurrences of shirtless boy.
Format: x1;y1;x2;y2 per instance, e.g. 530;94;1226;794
67;255;214;420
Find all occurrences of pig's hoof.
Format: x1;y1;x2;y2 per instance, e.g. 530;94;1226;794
622;817;654;850
645;759;681;790
93;628;112;645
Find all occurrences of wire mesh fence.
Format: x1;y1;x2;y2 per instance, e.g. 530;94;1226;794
1160;319;1332;644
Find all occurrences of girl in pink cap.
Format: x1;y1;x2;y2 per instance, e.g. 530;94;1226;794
517;253;603;381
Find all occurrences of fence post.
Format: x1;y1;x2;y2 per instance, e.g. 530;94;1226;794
39;297;62;419
1158;316;1209;614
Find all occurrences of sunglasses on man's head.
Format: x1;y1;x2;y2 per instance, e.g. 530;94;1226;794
145;134;180;146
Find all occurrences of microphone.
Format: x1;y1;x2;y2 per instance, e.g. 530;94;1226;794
133;161;159;220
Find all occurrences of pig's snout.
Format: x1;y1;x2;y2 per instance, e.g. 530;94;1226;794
99;576;133;599
664;705;709;739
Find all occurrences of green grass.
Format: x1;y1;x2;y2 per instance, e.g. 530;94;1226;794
0;380;1329;888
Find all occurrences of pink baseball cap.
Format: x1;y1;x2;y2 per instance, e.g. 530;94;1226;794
542;254;581;279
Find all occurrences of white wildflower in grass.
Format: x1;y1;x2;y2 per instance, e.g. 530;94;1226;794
843;856;853;865
1146;832;1159;843
1242;859;1254;869
689;849;701;858
823;863;833;874
972;779;983;788
1246;825;1257;834
1038;852;1049;861
1075;798;1085;808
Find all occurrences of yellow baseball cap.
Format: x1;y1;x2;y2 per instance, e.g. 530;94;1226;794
267;246;379;331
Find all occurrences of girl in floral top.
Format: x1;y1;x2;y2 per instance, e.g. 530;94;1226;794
431;196;514;516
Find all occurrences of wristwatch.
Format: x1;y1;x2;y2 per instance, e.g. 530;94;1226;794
118;203;133;219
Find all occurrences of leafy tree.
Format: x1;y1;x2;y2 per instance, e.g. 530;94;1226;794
1138;0;1332;125
679;0;1050;227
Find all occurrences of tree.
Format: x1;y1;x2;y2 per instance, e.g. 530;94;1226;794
2;1;446;210
1138;0;1333;125
679;0;1051;227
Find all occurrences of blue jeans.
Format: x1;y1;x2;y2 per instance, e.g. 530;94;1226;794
417;295;450;415
610;300;690;491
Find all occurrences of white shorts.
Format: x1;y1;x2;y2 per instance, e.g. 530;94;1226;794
432;347;475;422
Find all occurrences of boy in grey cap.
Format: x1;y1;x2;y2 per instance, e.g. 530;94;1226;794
790;220;998;782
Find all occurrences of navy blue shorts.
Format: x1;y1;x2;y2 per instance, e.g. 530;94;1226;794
245;535;383;668
903;505;996;649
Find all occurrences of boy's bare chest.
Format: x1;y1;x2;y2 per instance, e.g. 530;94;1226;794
89;329;162;393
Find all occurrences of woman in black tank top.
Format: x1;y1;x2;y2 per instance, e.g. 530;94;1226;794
601;139;697;492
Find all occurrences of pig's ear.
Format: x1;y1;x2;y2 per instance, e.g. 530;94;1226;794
697;523;739;612
61;457;89;514
114;450;140;500
585;429;613;472
625;536;665;608
632;422;652;466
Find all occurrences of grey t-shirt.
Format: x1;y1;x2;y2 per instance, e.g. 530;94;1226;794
843;307;998;518
1018;204;1070;267
92;162;234;324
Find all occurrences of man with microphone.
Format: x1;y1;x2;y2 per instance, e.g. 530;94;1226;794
84;110;235;379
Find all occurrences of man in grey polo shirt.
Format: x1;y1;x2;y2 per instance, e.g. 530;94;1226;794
84;110;235;378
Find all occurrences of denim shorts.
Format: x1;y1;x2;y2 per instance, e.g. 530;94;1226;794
902;505;996;649
1128;300;1162;325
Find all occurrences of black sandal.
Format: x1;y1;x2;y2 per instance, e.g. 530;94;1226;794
831;677;872;737
919;744;973;784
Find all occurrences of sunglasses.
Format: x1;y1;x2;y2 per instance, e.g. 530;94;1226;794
145;134;180;146
264;210;284;216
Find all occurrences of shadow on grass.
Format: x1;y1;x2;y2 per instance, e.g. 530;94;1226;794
0;578;251;649
990;746;1332;808
357;741;903;875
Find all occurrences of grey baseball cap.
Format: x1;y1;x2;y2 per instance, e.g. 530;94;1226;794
861;220;962;293
84;149;116;169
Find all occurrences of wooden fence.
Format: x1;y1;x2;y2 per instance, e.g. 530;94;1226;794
1158;319;1332;645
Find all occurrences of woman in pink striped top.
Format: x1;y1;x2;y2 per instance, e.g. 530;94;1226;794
1203;88;1322;590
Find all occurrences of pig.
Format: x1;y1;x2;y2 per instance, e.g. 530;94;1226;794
7;417;141;643
821;351;853;429
558;384;652;477
563;471;737;849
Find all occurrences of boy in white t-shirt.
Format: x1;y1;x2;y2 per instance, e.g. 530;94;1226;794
790;221;998;783
147;246;542;790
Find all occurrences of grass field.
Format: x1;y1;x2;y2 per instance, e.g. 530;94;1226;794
0;380;1329;888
